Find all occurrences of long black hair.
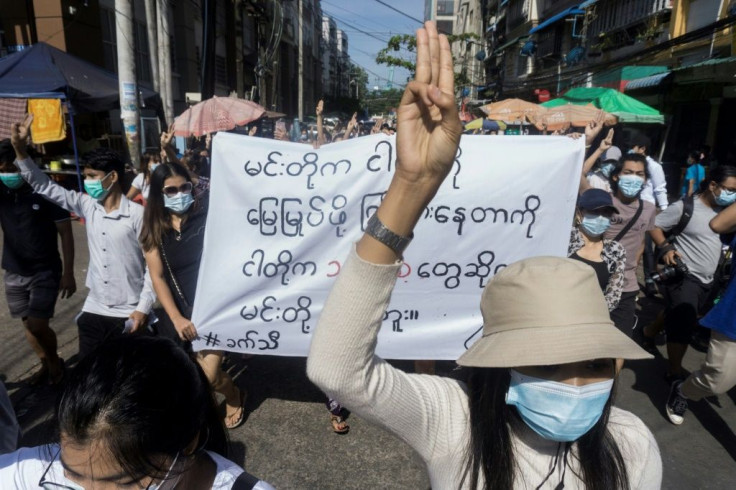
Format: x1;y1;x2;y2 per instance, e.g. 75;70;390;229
140;162;193;252
56;336;227;481
461;366;630;490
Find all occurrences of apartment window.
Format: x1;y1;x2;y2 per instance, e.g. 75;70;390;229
215;55;227;86
101;8;117;72
686;0;720;32
437;1;455;16
100;8;152;84
135;23;151;83
437;20;454;35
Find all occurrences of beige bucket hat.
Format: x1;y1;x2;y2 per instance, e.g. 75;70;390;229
456;256;652;368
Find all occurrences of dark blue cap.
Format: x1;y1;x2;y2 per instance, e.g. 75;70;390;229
578;188;619;213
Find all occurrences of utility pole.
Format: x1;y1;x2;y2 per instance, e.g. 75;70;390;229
143;0;159;92
115;0;140;161
234;0;245;98
158;0;174;124
298;0;304;120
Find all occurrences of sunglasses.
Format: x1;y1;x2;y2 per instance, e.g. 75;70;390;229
162;182;193;198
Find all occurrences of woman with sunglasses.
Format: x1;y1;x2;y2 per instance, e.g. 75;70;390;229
307;22;661;489
0;336;272;489
140;162;246;430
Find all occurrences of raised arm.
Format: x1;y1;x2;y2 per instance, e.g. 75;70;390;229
711;200;736;234
11;116;90;217
161;125;180;165
315;100;325;147
579;129;613;194
307;21;463;461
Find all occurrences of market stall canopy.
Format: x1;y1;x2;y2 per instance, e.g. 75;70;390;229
0;43;162;114
172;96;266;137
479;98;545;122
541;87;663;124
527;103;617;131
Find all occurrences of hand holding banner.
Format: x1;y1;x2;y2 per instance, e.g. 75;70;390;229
191;133;584;359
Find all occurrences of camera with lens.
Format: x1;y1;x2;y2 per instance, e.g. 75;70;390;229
652;255;689;283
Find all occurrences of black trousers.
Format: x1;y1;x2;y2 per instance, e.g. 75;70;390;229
610;291;639;335
663;275;711;344
76;312;131;359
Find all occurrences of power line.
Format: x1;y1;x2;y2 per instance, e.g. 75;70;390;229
322;9;392;44
321;0;395;32
371;0;424;25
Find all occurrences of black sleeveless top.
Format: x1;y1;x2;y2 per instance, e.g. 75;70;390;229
571;252;610;293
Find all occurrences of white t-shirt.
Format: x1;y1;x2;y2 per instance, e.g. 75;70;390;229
131;172;151;199
0;444;275;490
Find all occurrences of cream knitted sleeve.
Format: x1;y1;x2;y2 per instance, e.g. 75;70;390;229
307;245;467;463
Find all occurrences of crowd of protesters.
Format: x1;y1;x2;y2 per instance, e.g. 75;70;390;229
0;20;735;489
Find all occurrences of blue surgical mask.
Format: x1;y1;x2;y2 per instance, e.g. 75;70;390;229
164;192;195;214
150;163;160;172
581;213;611;237
617;175;644;198
715;188;736;207
0;172;25;189
599;162;615;178
83;172;113;201
506;369;613;442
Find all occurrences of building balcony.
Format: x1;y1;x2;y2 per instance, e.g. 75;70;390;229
591;0;672;35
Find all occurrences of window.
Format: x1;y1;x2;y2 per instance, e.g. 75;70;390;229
135;22;151;83
215;55;227;86
100;8;152;84
437;20;454;35
101;8;117;72
437;1;455;16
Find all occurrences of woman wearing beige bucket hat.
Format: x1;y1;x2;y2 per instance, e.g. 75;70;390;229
307;21;661;490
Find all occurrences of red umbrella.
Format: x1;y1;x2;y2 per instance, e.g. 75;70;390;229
172;96;266;137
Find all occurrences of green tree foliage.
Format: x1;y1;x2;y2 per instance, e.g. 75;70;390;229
363;88;404;116
375;32;481;87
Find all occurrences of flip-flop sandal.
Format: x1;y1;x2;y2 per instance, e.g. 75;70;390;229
330;415;350;435
225;389;246;430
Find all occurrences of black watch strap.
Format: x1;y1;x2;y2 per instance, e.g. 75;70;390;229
365;213;413;255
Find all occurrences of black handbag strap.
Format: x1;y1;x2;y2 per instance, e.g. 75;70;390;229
614;198;644;242
667;194;695;243
232;471;260;490
159;244;191;311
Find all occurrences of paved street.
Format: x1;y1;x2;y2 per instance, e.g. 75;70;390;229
2;221;735;488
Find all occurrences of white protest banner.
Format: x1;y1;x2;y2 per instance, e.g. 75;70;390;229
191;133;584;359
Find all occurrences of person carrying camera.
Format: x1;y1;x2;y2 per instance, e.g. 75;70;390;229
644;165;736;393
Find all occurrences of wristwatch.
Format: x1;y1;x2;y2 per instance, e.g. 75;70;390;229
365;213;413;256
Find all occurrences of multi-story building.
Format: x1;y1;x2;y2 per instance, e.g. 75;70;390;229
320;15;353;102
425;0;457;34
452;0;487;100
336;29;350;98
475;0;735;178
322;15;338;98
1;0;326;122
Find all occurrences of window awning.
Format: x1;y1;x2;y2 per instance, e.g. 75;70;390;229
579;0;600;8
624;71;671;92
529;7;585;35
493;36;529;55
